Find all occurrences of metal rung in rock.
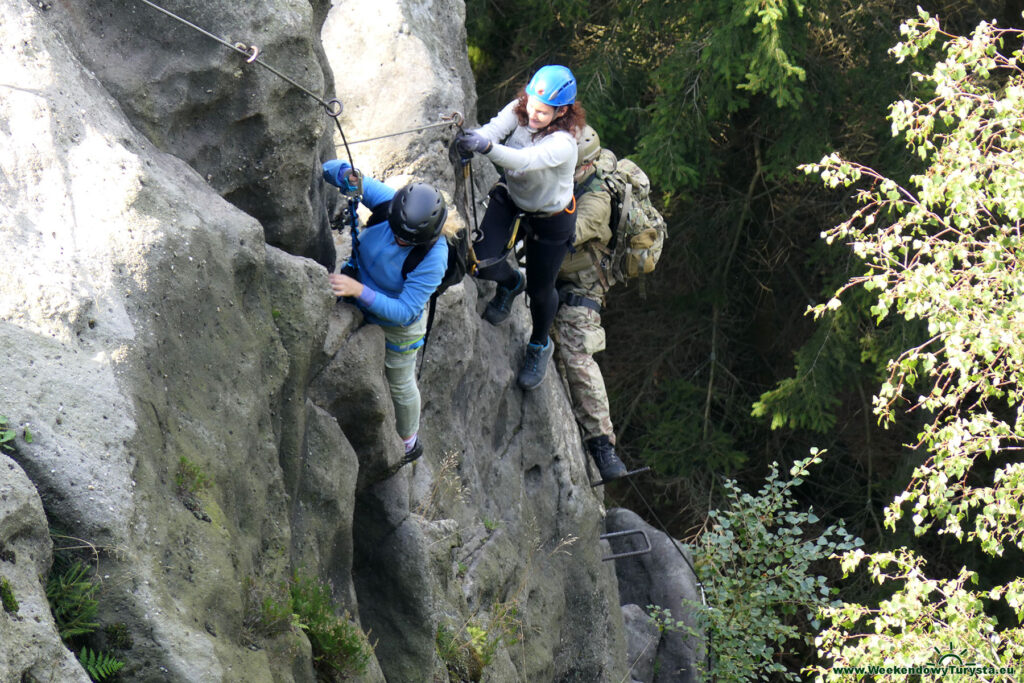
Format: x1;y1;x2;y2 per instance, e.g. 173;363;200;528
590;466;650;488
600;528;652;561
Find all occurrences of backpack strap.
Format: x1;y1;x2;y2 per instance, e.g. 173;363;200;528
399;238;442;380
604;179;632;252
556;282;602;313
573;172;602;200
401;242;434;279
367;201;390;228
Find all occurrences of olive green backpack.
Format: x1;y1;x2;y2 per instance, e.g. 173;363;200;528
580;152;667;293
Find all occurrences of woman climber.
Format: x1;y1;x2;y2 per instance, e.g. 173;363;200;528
323;160;450;466
456;64;585;391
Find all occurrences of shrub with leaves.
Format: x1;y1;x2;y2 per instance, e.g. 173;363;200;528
682;453;861;681
45;556;127;682
46;560;100;640
0;416;13;453
1;576;19;614
0;415;33;453
435;600;522;683
78;647;124;681
287;572;373;681
800;10;1024;678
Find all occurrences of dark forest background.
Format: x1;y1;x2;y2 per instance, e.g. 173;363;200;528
465;0;1024;674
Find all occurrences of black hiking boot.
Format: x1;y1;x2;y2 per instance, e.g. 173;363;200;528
402;439;424;466
482;271;525;325
517;337;554;390
587;436;627;481
385;439;424;477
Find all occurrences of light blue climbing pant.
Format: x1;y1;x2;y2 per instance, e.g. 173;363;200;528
381;315;427;440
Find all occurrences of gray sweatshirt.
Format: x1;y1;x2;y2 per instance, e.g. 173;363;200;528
476;100;577;214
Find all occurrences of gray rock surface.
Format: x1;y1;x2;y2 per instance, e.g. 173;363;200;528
0;456;89;682
606;508;706;683
45;0;337;267
622;603;661;683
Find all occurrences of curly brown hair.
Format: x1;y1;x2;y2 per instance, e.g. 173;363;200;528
512;88;587;139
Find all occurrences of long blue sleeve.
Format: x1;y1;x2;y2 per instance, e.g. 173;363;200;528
351;224;448;326
362;237;448;326
322;160;447;326
322;160;396;211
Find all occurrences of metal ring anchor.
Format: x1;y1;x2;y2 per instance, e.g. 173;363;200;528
325;98;344;118
232;42;259;63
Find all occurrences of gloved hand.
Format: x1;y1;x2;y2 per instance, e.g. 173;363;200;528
322;160;361;194
456;131;493;156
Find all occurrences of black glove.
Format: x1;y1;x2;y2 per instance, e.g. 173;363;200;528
456;131;493;155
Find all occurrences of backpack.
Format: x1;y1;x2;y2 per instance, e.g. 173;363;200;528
346;201;470;373
400;229;469;298
364;200;470;298
400;229;470;376
580;154;667;293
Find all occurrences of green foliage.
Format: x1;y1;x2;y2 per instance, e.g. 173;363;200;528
632;378;748;476
78;647;124;681
685;453;861;681
174;456;211;496
44;554;127;682
436;623;484;681
104;622;133;650
435;599;522;683
1;415;16;453
1;575;19;614
813;549;1024;677
753;285;920;433
285;572;373;680
800;12;1024;676
46;560;100;640
0;415;33;453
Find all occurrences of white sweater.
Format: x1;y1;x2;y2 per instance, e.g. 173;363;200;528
476;101;577;214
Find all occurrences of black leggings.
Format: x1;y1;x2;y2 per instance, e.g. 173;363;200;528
475;185;576;345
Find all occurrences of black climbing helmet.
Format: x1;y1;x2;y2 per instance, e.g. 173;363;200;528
387;182;448;245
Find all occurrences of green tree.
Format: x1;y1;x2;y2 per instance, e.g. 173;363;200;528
679;453;861;680
794;11;1024;676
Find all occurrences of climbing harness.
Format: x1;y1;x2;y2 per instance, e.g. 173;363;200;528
473;212;524;271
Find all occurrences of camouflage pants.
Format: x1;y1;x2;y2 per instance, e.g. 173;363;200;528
552;304;614;442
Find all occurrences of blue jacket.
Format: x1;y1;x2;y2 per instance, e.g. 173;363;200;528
323;160;448;327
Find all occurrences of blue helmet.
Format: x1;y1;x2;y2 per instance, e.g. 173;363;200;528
525;65;577;107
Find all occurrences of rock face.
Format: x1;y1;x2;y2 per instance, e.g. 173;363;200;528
606;509;706;683
0;456;89;682
45;0;337;268
0;0;647;680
